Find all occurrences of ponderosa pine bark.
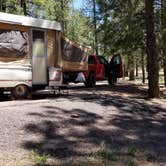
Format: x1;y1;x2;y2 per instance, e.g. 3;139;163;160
161;0;166;87
21;0;27;16
145;0;159;98
0;0;6;12
92;0;98;55
141;49;146;84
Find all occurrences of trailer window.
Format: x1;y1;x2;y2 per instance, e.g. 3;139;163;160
32;30;45;58
0;30;27;58
61;38;87;62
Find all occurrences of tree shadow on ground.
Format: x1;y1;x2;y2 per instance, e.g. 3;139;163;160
68;83;148;98
23;108;103;159
68;82;166;99
22;83;166;165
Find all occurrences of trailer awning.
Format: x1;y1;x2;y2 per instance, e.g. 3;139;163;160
0;12;61;31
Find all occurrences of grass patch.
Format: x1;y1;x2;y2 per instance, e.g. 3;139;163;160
32;150;49;166
30;144;158;166
59;159;104;166
128;160;138;166
127;146;138;157
94;141;118;162
145;152;158;162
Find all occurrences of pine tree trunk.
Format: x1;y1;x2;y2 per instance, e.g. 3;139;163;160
61;0;64;32
21;0;27;16
145;0;159;98
103;3;108;56
141;49;145;84
127;0;135;81
136;62;138;77
129;70;135;80
0;0;6;12
128;52;135;81
161;0;166;87
164;59;166;86
92;0;98;55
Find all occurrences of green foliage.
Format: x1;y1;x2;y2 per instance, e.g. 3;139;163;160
94;141;118;161
128;160;138;166
127;146;138;156
95;141;111;160
32;150;49;165
66;9;93;46
96;0;146;56
0;0;23;14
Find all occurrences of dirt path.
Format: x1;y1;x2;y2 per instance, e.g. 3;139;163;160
0;81;166;166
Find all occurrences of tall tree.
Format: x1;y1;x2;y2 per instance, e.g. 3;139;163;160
141;49;146;83
145;0;159;97
59;0;72;33
97;0;145;81
127;0;136;81
21;0;27;15
161;0;166;86
55;0;73;33
92;0;98;55
66;9;93;46
82;0;99;54
0;0;6;12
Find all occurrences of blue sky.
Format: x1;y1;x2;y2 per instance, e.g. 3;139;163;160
73;0;84;9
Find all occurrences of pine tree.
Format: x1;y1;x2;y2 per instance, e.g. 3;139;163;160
145;0;159;97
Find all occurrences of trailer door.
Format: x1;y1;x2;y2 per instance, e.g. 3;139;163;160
31;29;48;87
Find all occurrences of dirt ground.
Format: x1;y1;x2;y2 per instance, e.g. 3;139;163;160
0;81;166;166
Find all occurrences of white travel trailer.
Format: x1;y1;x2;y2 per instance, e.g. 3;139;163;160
0;12;62;99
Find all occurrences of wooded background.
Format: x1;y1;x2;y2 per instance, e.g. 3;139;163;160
0;0;165;98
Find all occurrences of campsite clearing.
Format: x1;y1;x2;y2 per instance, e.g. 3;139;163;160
0;81;166;166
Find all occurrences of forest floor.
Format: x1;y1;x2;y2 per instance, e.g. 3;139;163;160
0;80;166;166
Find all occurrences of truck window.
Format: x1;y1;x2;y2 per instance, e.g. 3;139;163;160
111;54;121;65
98;56;108;65
88;56;96;64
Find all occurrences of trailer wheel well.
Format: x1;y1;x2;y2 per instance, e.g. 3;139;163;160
12;84;31;99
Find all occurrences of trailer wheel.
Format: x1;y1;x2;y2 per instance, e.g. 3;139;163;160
85;73;96;87
12;84;30;99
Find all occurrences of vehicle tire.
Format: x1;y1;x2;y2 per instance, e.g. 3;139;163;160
108;76;117;85
85;73;96;87
12;84;30;99
0;90;3;97
0;89;3;93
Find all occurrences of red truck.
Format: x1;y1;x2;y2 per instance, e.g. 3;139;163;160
83;54;123;87
63;54;123;87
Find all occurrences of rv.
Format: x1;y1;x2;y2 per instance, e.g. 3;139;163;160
0;12;62;99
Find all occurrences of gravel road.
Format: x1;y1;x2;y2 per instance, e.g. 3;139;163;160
0;81;166;166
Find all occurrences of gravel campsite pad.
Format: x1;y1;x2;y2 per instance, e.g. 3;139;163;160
0;81;166;166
